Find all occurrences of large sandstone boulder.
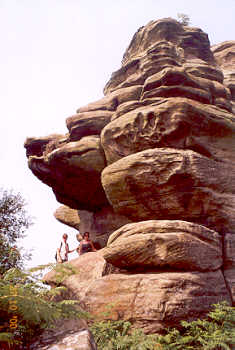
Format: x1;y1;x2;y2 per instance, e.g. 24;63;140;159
101;220;222;271
104;19;216;95
102;148;235;233
121;19;214;66
44;258;231;333
26;17;235;334
54;205;80;230
67;110;113;142
43;253;121;298
28;135;108;210
101;97;235;165
80;270;230;333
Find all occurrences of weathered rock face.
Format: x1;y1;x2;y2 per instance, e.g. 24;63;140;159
212;41;235;101
82;270;230;334
44;255;231;334
102;148;235;233
25;18;235;333
77;206;131;247
31;319;97;350
43;253;122;299
101;220;222;271
28;135;108;210
24;134;67;157
101;98;235;165
54;205;80;230
55;205;132;248
120;19;214;67
223;233;235;304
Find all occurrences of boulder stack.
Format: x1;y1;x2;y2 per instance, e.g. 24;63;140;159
25;18;235;332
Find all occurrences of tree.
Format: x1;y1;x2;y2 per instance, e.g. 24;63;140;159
0;265;89;348
177;13;190;26
0;189;32;274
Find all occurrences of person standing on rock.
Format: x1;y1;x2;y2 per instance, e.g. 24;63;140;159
78;232;97;256
56;233;74;263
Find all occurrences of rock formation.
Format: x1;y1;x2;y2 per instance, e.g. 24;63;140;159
25;18;235;333
30;319;97;350
54;205;80;230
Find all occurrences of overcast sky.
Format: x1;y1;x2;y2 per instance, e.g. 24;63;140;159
1;0;235;268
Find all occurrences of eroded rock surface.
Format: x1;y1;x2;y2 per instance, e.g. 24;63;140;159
212;41;235;101
101;220;222;271
24;134;66;157
101;97;235;165
31;319;97;350
28;136;108;210
77;207;132;247
43;253;122;299
102;148;235;233
224;233;235;303
54;205;80;230
44;257;230;333
81;270;230;333
25;17;235;333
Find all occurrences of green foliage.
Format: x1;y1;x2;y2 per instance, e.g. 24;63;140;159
0;266;89;349
91;302;235;350
177;13;190;26
91;320;161;350
53;262;79;284
0;188;32;274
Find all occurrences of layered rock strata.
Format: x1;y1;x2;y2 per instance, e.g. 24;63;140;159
25;18;235;332
54;205;80;230
44;253;230;333
212;41;235;104
102;220;222;271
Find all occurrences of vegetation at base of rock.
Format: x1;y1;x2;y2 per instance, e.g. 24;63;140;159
0;188;32;275
0;266;233;349
91;302;235;349
91;320;161;350
0;265;89;349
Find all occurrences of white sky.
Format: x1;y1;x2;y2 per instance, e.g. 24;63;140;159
1;0;235;268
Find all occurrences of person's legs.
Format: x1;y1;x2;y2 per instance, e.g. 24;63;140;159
56;248;62;263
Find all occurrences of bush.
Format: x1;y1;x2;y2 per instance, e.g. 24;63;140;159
91;302;235;350
0;265;89;349
91;320;160;350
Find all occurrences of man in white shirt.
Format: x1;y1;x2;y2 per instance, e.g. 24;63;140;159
57;233;74;263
